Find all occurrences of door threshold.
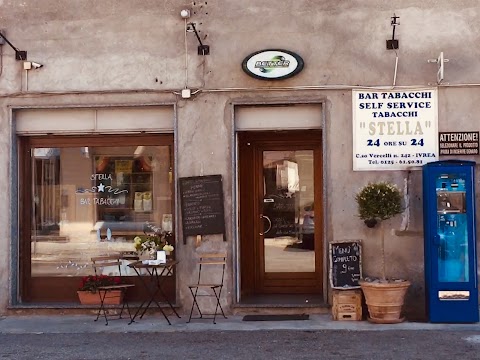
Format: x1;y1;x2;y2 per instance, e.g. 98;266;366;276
234;294;329;316
236;294;326;308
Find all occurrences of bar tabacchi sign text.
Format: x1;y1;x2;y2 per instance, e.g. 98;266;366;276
352;89;439;171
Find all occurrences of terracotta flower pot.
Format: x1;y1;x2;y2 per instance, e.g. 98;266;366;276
77;290;124;305
359;280;410;323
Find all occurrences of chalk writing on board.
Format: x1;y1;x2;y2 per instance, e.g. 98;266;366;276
329;241;362;289
179;175;226;241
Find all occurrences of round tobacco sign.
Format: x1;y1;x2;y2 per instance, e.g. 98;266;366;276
241;49;304;80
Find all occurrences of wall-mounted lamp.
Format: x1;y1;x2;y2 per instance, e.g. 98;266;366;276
0;31;27;60
187;22;210;55
386;13;400;50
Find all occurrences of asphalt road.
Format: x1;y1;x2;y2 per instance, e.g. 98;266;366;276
1;330;480;359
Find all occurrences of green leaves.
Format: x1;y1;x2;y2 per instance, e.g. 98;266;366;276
355;182;403;221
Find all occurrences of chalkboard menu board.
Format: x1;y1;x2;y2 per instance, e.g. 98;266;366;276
179;175;226;243
329;241;362;289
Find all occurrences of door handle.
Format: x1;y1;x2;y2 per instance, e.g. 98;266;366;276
259;215;272;236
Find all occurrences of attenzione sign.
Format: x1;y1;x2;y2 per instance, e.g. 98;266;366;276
439;131;479;156
353;88;438;171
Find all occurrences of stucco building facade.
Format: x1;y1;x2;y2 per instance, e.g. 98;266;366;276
1;1;479;321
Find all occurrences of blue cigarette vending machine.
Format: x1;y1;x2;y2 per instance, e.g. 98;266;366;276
423;160;478;323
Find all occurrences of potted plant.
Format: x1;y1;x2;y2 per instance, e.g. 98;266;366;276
77;275;124;305
355;181;411;323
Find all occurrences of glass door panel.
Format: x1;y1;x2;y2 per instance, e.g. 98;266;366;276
262;150;315;273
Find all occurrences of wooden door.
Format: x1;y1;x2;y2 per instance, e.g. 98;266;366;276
239;131;323;295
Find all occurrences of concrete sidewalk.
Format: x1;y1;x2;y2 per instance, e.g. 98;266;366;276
1;314;480;334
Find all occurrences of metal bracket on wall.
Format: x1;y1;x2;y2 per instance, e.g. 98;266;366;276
428;52;449;85
0;31;27;60
386;13;400;50
187;22;210;55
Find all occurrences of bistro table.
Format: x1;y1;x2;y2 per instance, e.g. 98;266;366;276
127;259;181;325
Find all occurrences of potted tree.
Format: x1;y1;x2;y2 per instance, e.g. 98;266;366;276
355;181;411;323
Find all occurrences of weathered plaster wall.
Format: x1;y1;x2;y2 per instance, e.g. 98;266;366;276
2;0;480;92
1;1;480;319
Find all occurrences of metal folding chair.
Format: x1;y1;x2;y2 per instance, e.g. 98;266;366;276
187;252;228;324
91;254;135;325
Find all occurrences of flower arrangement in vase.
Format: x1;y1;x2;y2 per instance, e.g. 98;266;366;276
134;228;174;260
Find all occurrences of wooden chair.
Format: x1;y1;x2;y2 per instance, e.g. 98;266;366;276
91;254;135;325
187;252;228;324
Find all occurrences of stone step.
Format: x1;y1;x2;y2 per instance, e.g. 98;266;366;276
232;305;330;316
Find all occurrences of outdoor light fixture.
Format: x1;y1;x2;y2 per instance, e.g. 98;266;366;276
0;31;27;60
386;13;400;50
187;22;210;55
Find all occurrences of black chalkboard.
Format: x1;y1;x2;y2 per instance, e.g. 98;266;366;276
179;175;226;243
329;241;362;289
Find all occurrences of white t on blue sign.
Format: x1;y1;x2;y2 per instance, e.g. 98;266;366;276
352;89;438;171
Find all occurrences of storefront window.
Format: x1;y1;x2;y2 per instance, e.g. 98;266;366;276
30;144;173;277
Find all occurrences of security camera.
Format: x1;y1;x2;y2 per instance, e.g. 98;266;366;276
180;9;190;18
31;61;43;69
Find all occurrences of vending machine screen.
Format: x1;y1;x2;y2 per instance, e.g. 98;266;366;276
436;174;469;284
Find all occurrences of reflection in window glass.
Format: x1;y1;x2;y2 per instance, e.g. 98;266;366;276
262;150;315;273
31;145;172;277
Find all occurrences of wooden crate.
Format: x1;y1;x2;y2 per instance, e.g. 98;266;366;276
332;289;362;321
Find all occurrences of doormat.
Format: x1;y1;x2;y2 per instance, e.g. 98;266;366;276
242;314;309;321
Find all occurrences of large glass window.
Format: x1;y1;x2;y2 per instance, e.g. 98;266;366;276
30;144;173;278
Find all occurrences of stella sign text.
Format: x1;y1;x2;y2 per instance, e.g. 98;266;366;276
353;89;439;171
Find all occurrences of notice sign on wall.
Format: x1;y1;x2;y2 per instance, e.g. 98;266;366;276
353;89;438;171
439;131;479;156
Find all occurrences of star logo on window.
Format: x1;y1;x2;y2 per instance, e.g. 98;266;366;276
97;183;105;192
